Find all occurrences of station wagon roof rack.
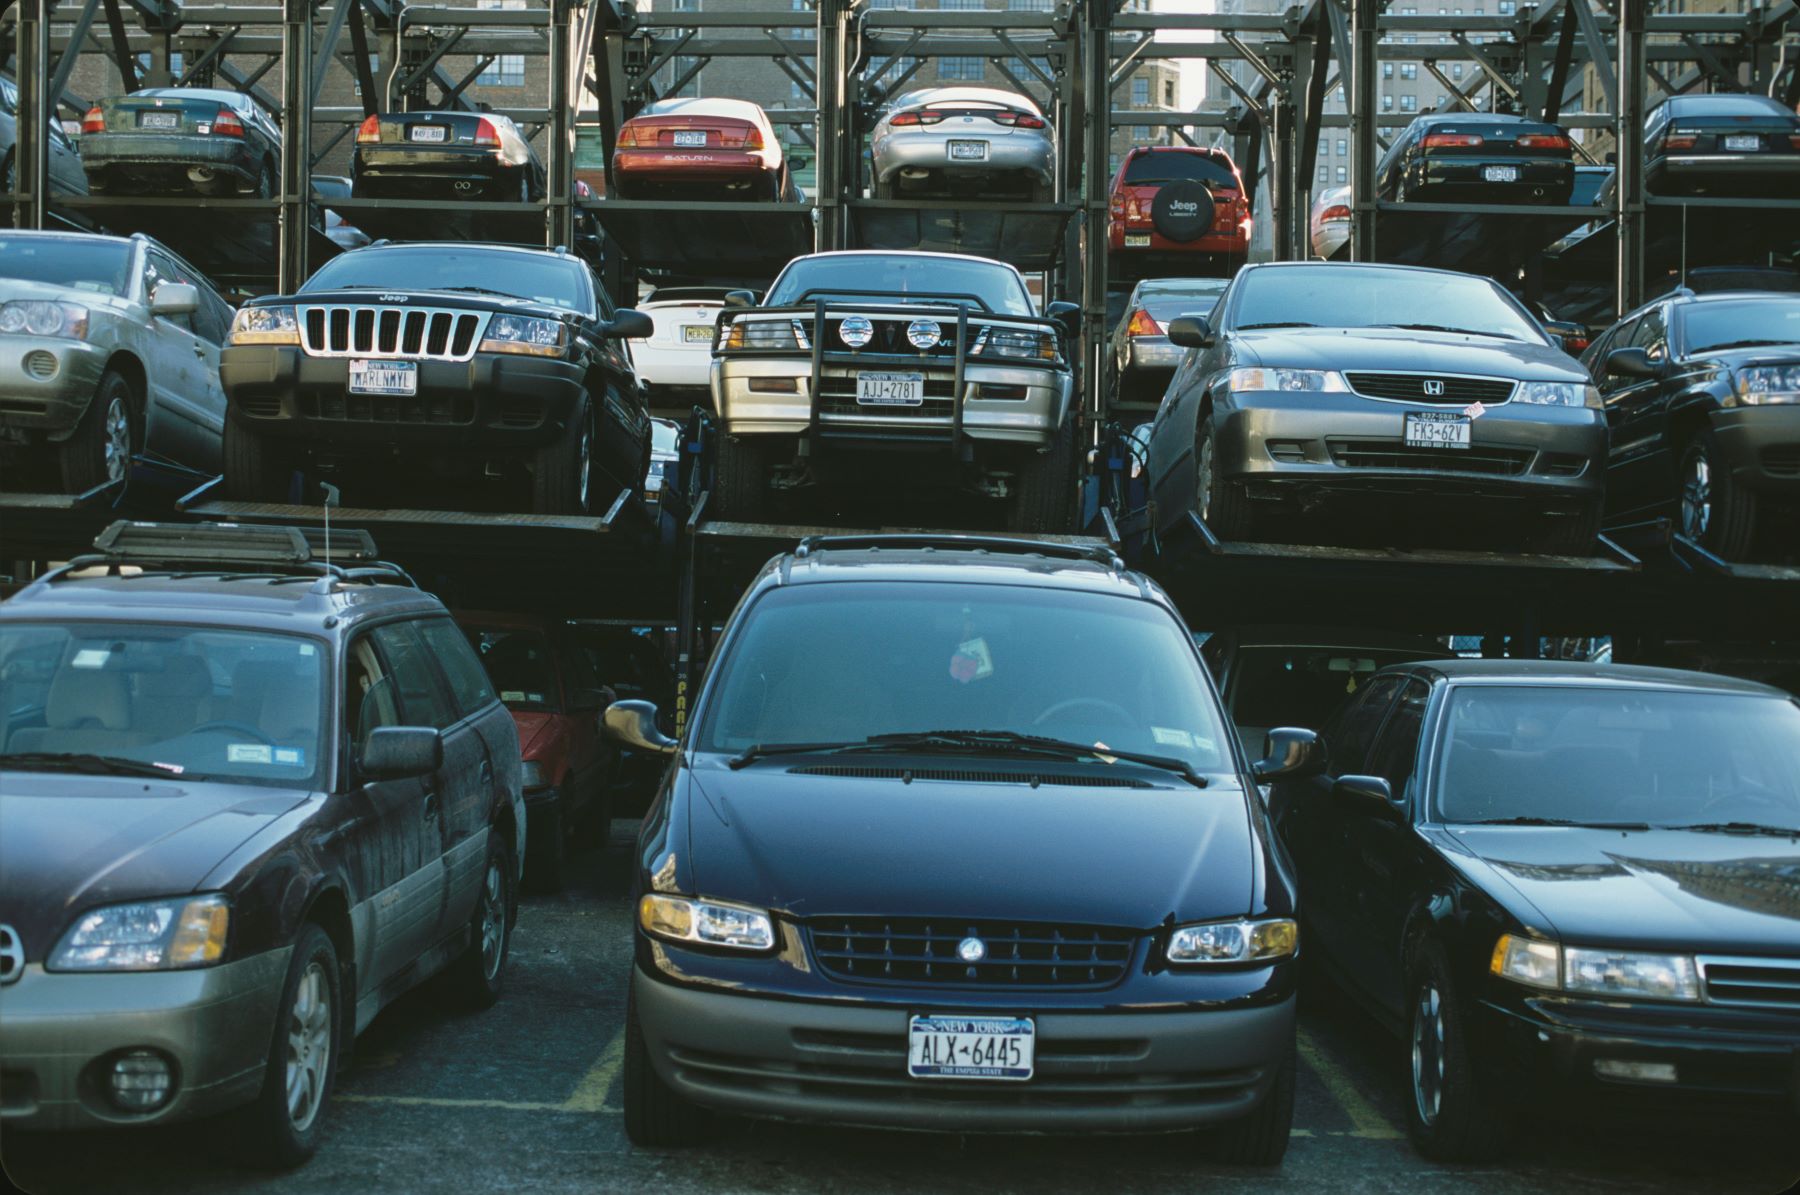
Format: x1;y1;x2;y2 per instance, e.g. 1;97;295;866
55;521;419;590
793;533;1125;571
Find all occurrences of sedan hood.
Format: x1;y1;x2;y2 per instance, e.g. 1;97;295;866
685;762;1256;929
1240;326;1584;382
0;772;309;959
1440;825;1800;953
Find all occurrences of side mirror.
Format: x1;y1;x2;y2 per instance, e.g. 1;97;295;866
1542;319;1583;341
1167;315;1215;349
1252;727;1325;782
1333;774;1401;820
568;686;613;713
1044;300;1082;336
1605;346;1661;379
722;289;757;309
360;726;442;779
607;308;654;340
603;698;677;755
151;282;200;317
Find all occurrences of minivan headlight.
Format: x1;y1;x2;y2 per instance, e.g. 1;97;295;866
1226;367;1349;393
1489;934;1700;1002
48;894;230;971
228;305;299;345
1166;917;1297;964
1514;381;1600;408
480;315;567;357
1735;365;1800;405
0;299;89;340
638;894;775;951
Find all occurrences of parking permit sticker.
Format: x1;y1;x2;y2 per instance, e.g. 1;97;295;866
949;637;994;684
273;747;306;767
228;744;274;765
500;690;526;702
71;648;112;669
1151;727;1195;749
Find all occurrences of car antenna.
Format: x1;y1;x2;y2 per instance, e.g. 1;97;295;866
321;481;341;563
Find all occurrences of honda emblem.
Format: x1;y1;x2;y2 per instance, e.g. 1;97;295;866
1422;379;1446;396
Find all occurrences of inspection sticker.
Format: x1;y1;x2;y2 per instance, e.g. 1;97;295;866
228;744;274;765
1151;727;1196;749
273;747;306;767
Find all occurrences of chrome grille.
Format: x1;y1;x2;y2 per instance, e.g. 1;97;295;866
0;924;22;985
809;916;1136;989
1346;372;1516;405
299;305;486;361
1699;955;1800;1009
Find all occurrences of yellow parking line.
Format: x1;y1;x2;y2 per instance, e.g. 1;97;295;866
559;1026;627;1113
1295;1027;1403;1140
335;1029;627;1116
336;1094;575;1112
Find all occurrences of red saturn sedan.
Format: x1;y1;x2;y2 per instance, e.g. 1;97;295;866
1108;145;1252;278
611;97;799;201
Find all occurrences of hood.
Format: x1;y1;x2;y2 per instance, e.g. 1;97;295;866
1438;825;1800;953
682;761;1257;929
1690;346;1800;371
1239;326;1583;381
274;287;564;317
0;277;136;313
0;772;310;960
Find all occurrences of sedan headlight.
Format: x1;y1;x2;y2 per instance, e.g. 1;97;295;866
1735;364;1800;406
48;894;230;971
1225;367;1349;393
1514;381;1601;408
973;325;1058;362
1489;934;1700;1002
0;299;89;340
480;315;567;357
722;318;810;352
228;305;299;345
638;894;775;951
1166;917;1297;964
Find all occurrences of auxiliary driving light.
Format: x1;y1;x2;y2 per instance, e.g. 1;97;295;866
906;319;942;350
839;316;874;349
107;1049;175;1113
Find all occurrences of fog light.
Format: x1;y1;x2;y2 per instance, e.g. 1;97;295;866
22;350;58;380
108;1049;174;1112
1593;1059;1677;1084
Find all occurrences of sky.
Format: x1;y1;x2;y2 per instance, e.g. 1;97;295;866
1152;0;1218;110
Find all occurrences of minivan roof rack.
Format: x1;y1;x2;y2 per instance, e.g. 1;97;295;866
58;521;418;589
794;533;1124;570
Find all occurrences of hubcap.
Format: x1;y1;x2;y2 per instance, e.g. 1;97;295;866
285;961;332;1131
1680;446;1712;540
103;395;130;483
1197;434;1215;521
1411;982;1446;1128
478;860;505;980
576;412;592;512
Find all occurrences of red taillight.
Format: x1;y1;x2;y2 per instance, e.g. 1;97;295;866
1320;203;1351;222
1788;134;1800;150
891;112;920;126
615;122;639;148
1515;133;1569;150
1125;309;1163;338
1422;133;1484;149
1664;132;1698;151
474;118;501;148
1014;113;1046;129
742;126;764;150
82;106;105;134
1109;195;1125;216
1567;336;1590;353
356;114;381;143
211;107;245;137
898;110;946;126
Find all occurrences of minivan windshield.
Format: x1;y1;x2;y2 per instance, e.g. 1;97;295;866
0;623;326;790
0;236;134;297
1232;264;1546;342
697;582;1234;776
1437;685;1800;829
304;246;590;310
765;255;1035;317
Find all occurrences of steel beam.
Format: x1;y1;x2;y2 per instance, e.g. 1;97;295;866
101;0;139;91
813;0;847;251
546;0;573;250
46;0;102;109
11;0;47;227
1615;0;1647;315
278;0;313;294
1080;0;1108;423
1349;0;1378;262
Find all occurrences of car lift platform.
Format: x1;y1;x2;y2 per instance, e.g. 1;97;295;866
323;197;552;251
1332;199;1600;280
0;481;131;568
584;199;814;273
847;198;1076;273
57;196;341;291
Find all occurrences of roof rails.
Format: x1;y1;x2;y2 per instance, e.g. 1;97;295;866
793;533;1125;570
59;521;418;590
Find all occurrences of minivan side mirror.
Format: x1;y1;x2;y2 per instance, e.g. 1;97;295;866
151;282;200;317
608;309;654;340
1333;774;1401;820
1605;346;1661;379
1166;315;1215;349
722;289;757;309
603;698;677;755
1252;727;1324;782
360;726;443;779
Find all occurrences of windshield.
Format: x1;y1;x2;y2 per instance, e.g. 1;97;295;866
1232;265;1546;341
0;236;134;298
304;247;590;310
1124;152;1237;189
765;255;1035;317
465;628;558;711
1138;281;1229;323
0;623;326;790
697;582;1234;775
1680;298;1800;354
1437;685;1800;829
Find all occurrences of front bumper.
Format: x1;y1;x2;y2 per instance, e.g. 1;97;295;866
1711;404;1800;495
633;963;1294;1133
0;335;108;436
874;133;1054;188
0;950;290;1130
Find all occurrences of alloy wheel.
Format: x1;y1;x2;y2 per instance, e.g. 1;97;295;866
577;410;593;512
1196;432;1216;522
1411;982;1446;1128
285;960;333;1131
1679;445;1712;540
478;859;506;980
103;394;131;483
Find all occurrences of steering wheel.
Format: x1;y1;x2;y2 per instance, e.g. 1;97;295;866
1032;697;1135;729
188;720;277;745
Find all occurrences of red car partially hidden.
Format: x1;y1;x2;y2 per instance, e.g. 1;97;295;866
611;97;799;201
457;611;617;890
1108;145;1252;277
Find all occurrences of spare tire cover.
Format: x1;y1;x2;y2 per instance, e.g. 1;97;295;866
1151;180;1217;244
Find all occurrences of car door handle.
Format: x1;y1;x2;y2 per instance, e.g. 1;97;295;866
423;791;440;821
193;344;207;357
479;760;493;784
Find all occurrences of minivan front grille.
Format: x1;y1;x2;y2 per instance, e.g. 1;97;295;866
1699;955;1800;1009
1328;439;1532;475
299;305;486;361
809;917;1137;989
1346;373;1516;405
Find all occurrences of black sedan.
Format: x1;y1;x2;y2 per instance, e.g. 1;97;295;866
352;111;544;202
1645;93;1800;197
1377;112;1576;205
1143;262;1608;554
79;87;280;197
1584;288;1800;561
1266;659;1800;1161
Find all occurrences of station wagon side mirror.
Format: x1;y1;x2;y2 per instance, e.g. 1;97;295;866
1166;315;1215;349
1252;727;1325;782
150;282;200;317
608;309;654;340
1605;346;1661;379
1333;774;1402;821
722;289;757;309
1044;300;1082;337
360;726;443;779
604;698;677;755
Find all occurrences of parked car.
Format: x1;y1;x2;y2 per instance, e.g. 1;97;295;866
79;87;280;197
309;175;371;252
0;521;523;1166
1376;112;1576;205
1;73;89;199
632;286;742;401
870;87;1055;202
219;241;653;514
351;110;544;202
619;534;1316;1164
458;611;617;890
643;417;681;513
1107;145;1252;275
0;230;234;493
1141;261;1608;555
566;622;677;813
612;98;798;201
1265;659;1800;1160
1110;276;1231;406
709;250;1082;530
1583;288;1800;561
1644;93;1800;197
1309;184;1350;260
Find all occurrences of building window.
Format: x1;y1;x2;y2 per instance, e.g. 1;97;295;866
876;54;918;86
1401;63;1417;79
1382;94;1395;111
1383;62;1394;78
1336;138;1347;156
1164;80;1176;106
1132;77;1149;107
1336;165;1347;183
1437;93;1448;107
1317;165;1328;183
1451;62;1464;79
939;57;984;81
1400;94;1418;112
478;0;527;89
939;0;984;8
1133;123;1149;141
1007;0;1054;8
1498;0;1514;11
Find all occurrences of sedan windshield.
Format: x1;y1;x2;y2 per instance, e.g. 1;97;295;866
1232;265;1545;342
0;624;326;790
0;236;133;297
465;628;558;711
1437;685;1800;830
698;582;1233;776
1681;298;1800;354
304;247;589;310
766;255;1035;317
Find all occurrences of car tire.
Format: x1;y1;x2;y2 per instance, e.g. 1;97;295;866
224;415;291;502
623;987;707;1148
1194;417;1254;541
58;369;140;494
533;396;597;515
525;796;568;893
1403;939;1512;1162
1008;419;1077;533
1213;1042;1295;1167
1677;425;1756;561
252;159;276;199
1524;499;1602;557
447;831;515;1010
236;923;341;1171
712;433;768;521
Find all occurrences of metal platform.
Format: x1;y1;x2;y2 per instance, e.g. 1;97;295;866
846;199;1076;273
1328;199;1601;280
57;196;342;292
321;197;554;252
584;199;814;274
0;481;131;565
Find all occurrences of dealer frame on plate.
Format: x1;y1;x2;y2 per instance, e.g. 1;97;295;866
1404;409;1471;449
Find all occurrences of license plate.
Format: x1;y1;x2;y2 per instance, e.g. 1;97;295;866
1483;164;1519;183
1724;134;1761;152
409;125;448;143
908;1015;1034;1081
683;324;714;343
1125;234;1152;248
948;140;990;162
138;111;180;130
348;359;418;396
1405;411;1471;449
856;372;925;406
672;130;708;147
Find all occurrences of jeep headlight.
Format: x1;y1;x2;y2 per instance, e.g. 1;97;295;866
0;299;89;340
228;305;299;345
1166;917;1297;964
973;325;1058;362
480;315;567;357
1489;934;1700;1002
1225;367;1349;393
48;894;230;971
1735;365;1800;406
722;318;811;352
638;894;775;951
1514;381;1601;408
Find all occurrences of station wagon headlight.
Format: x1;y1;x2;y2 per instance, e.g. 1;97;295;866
228;305;299;345
1166;917;1297;964
48;894;230;971
1225;367;1349;393
638;894;775;951
722;318;810;352
0;299;89;340
972;326;1058;362
1489;934;1700;1002
480;315;567;357
1735;365;1800;405
1514;381;1600;408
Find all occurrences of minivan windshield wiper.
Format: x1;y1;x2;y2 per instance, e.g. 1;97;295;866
1372;323;1519;340
1236;321;1317;330
0;751;187;779
1464;816;1650;829
1668;821;1799;838
728;730;1207;788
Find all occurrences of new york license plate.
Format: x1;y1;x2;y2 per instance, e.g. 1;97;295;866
672;130;708;147
1724;134;1761;152
138;111;180;129
1125;234;1152;248
1405;410;1471;449
409;125;448;143
683;324;714;343
348;359;418;396
908;1015;1034;1081
856;372;924;406
1483;164;1519;183
947;140;990;162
